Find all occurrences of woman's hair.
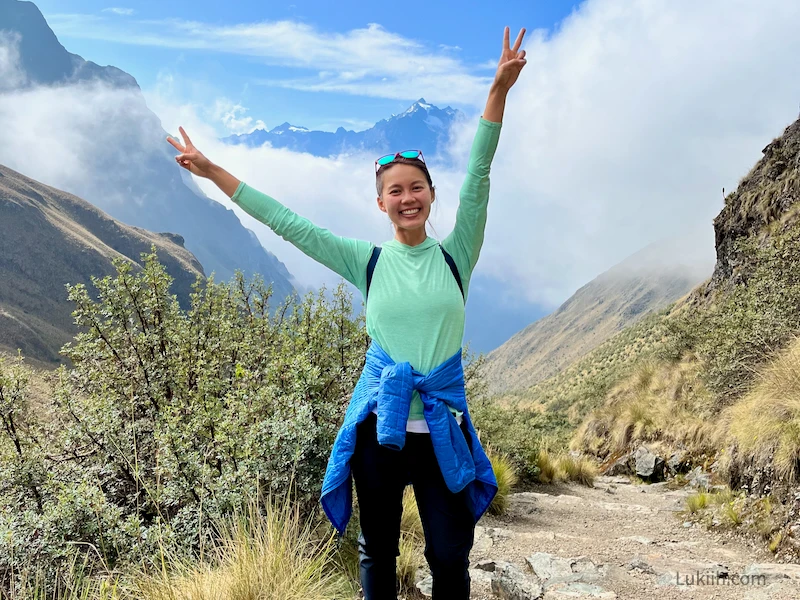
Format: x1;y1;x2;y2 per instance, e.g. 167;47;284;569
375;157;434;197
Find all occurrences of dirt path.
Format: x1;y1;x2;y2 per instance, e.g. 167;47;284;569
462;476;800;599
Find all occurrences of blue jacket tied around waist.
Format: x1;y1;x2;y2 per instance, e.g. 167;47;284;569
320;341;498;534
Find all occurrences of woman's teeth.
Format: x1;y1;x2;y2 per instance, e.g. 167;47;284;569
400;208;420;215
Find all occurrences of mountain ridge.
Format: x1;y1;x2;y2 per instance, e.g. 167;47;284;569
484;233;712;395
225;98;462;159
0;163;204;367
0;0;296;302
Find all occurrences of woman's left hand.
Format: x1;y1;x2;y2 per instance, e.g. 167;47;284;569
493;27;527;91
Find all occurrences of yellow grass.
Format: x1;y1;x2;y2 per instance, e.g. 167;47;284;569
686;492;709;514
485;447;519;515
556;455;598;487
396;532;422;596
401;487;424;541
574;356;718;461
535;448;563;484
725;336;800;482
135;499;352;600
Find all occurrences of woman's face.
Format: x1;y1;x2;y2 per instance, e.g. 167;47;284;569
376;163;435;234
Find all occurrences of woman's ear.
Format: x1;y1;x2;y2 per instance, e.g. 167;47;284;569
376;195;387;213
431;186;436;203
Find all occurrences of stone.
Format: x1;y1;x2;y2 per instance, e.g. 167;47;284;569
687;466;712;490
634;445;665;480
473;525;494;554
487;526;514;542
474;559;498;572
470;567;495;585
742;563;800;582
492;563;544;600
605;454;633;476
618;535;652;545
627;556;655;574
525;553;605;588
416;574;433;598
526;553;577;582
666;450;688;474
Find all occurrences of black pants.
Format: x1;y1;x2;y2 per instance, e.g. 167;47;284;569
351;413;475;600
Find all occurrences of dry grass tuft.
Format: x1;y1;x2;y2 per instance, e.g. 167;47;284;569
485;447;519;515
135;499;351;600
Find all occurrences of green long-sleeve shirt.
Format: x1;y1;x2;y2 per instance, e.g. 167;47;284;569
232;117;502;423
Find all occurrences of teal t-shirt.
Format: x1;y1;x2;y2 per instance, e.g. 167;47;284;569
231;117;502;422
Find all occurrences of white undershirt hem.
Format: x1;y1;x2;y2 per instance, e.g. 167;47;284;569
371;408;462;433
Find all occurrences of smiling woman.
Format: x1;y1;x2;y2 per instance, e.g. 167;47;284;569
167;26;527;600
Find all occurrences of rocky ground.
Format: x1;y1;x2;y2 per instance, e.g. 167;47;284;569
416;476;800;599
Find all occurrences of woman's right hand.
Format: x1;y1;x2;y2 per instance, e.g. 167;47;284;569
167;127;214;178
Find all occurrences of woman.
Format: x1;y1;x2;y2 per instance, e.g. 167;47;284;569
168;26;527;599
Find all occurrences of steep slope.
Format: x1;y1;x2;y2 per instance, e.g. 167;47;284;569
0;0;295;301
0;164;204;366
484;234;712;394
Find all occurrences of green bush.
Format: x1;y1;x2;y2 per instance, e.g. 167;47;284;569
0;250;369;591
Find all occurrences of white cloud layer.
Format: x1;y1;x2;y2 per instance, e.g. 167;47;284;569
0;32;26;91
3;0;800;312
454;0;800;304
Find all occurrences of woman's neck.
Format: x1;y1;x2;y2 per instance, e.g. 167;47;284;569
394;227;428;247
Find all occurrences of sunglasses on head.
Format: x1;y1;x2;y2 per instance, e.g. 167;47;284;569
375;150;426;173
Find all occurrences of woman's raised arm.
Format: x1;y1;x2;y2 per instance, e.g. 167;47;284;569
441;26;527;289
166;127;374;294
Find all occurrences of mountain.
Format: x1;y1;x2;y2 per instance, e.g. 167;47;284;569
0;0;295;302
0;163;204;367
225;99;462;158
483;234;713;395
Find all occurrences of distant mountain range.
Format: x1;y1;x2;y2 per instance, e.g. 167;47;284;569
224;99;462;159
0;0;295;302
0;164;204;367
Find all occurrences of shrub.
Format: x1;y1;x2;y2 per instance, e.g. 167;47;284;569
0;251;369;591
401;487;423;541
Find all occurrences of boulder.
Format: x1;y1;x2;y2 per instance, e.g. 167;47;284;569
634;445;665;481
491;563;544;600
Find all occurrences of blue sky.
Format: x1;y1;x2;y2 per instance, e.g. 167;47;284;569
37;0;578;133
4;0;800;353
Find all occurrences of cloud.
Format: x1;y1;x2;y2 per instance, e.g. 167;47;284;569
212;99;267;134
102;7;135;16
4;0;800;314
0;32;26;91
445;0;800;305
44;14;492;105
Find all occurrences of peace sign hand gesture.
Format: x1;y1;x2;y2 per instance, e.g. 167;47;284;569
493;27;527;91
166;127;214;179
